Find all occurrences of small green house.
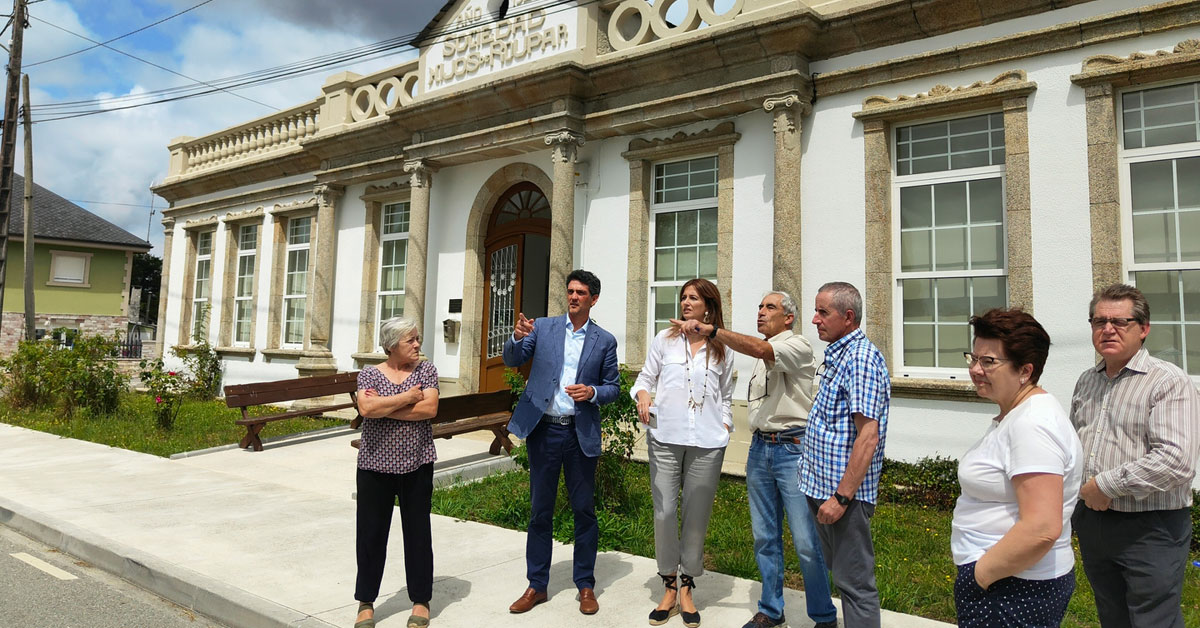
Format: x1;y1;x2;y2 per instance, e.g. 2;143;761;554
1;173;151;354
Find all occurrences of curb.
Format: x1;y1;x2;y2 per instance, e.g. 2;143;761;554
0;496;337;628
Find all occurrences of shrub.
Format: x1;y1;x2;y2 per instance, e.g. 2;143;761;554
0;330;126;417
172;337;223;399
138;358;190;430
1192;490;1199;552
0;337;60;408
880;456;961;510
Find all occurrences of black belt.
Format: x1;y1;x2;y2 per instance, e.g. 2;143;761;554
542;413;574;426
753;430;804;444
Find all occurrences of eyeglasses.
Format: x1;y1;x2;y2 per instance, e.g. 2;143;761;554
963;352;1011;370
748;371;770;403
1088;317;1139;331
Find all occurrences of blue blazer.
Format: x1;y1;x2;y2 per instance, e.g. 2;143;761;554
502;314;620;457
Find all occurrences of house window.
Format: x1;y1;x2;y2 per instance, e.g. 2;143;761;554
650;156;718;335
1121;81;1200;375
233;224;257;345
48;251;92;286
283;216;311;346
378;202;410;338
895;113;1008;371
191;231;214;340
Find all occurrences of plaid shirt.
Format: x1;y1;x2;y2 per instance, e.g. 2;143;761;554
800;328;890;504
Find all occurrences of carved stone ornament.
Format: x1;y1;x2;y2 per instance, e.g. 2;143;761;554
161;216;176;230
862;70;1028;109
221;207;264;223
315;184;344;206
183;216;218;230
269;196;318;214
1079;39;1200;73
404;159;437;188
545;130;584;164
626;120;737;153
364;180;407;197
763;93;801;112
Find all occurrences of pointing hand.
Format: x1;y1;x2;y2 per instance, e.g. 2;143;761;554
513;312;534;340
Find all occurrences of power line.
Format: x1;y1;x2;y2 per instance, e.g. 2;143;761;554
26;0;215;68
29;0;590;123
68;199;156;208
28;12;278;111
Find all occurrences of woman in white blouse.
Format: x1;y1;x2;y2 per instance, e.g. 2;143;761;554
632;278;733;628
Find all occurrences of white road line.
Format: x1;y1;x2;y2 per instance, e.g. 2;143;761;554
10;552;78;580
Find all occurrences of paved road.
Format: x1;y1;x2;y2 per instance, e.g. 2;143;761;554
0;525;225;628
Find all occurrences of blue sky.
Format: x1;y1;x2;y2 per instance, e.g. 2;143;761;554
16;0;443;253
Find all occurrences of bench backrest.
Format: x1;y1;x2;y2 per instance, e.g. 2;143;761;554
224;371;360;408
431;389;514;424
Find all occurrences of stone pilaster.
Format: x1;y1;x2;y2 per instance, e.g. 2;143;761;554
403;159;435;340
764;93;808;303
297;184;342;378
861;118;893;365
156;217;175;360
1082;83;1122;292
545;129;584;316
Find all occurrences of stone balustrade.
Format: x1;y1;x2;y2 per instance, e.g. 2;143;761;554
166;100;321;180
319;60;420;132
599;0;788;53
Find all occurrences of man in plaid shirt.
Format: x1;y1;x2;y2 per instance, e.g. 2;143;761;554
799;282;890;628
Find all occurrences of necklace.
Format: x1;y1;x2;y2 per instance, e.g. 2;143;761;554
683;335;710;412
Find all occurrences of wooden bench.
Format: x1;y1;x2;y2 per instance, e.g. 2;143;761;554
224;372;360;452
351;388;516;456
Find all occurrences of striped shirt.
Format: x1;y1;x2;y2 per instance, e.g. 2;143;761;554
1069;348;1200;511
800;328;890;504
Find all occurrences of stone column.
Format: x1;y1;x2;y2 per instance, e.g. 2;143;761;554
545;129;584;317
155;217;176;360
297;183;342;378
403;159;436;341
764;93;808;303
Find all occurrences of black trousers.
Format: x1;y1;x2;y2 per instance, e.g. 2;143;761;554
1072;503;1192;628
355;463;434;605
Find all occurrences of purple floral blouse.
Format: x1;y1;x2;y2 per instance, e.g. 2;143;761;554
356;362;439;474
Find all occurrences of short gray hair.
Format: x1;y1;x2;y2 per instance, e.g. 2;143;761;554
818;282;863;325
379;317;418;354
765;291;798;329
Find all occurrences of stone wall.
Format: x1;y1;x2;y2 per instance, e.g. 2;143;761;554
0;312;130;356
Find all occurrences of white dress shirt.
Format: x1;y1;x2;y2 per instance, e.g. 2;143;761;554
631;328;734;448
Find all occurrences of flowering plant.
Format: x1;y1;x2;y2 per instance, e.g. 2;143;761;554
139;358;190;429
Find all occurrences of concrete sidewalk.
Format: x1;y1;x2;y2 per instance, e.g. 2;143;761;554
0;423;952;628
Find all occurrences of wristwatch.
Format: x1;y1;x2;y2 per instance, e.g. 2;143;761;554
834;492;853;506
708;325;718;339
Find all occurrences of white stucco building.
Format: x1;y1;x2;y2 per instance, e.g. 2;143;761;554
153;0;1200;468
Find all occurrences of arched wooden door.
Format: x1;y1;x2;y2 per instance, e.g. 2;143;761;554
479;182;552;392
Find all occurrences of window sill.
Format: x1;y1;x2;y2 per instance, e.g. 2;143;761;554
352;352;386;365
215;346;257;358
891;377;985;403
47;281;90;288
261;348;304;359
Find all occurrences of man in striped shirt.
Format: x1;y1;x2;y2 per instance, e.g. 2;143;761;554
1069;283;1200;628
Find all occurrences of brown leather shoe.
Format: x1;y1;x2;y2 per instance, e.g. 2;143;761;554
508;587;548;613
578;587;599;615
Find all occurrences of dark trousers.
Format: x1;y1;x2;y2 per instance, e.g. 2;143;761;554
526;420;598;591
807;497;880;628
954;561;1075;627
1072;503;1192;628
355;464;434;605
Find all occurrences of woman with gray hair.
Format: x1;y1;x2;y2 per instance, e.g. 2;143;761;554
353;317;440;628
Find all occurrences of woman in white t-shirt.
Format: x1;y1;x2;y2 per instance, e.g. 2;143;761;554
632;278;734;628
952;308;1083;627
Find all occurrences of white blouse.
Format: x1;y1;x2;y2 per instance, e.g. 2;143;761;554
631;328;734;449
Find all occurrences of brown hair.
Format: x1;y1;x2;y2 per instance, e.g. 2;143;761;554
1089;283;1150;326
668;278;727;364
968;308;1051;384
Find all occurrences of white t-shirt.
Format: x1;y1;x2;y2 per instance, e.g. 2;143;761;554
630;329;734;448
950;393;1083;580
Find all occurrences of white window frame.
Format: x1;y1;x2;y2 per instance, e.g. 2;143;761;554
647;154;719;341
191;231;214;341
1118;79;1200;378
232;224;257;346
282;215;312;348
891;111;1009;379
47;250;92;287
376;201;410;346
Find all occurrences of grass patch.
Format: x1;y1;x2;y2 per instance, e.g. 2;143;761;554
432;458;1200;624
0;392;342;457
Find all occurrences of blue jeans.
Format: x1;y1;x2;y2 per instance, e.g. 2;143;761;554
747;435;837;623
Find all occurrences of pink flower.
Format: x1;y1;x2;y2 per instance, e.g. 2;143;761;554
155;396;163;404
167;371;177;376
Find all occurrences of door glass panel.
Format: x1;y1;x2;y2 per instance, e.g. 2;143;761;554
487;244;519;359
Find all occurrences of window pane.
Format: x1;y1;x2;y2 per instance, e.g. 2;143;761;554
934;182;968;227
238;225;257;250
1183;270;1200;321
950;151;991;170
237;256;255;296
902;279;933;322
900;231;932;272
1145;125;1198;148
1137;271;1180;321
910;156;946;175
934;227;968;271
937;277;970;322
1181;211;1200;261
197;232;213;256
285;300;305;344
653;287;677;332
938;323;970;366
52;255;86;282
697;245;717;278
383;203;410;235
1144;103;1196;128
970;178;1004;223
900;186;932;229
698;208;717;244
911;120;947;140
287;217;311;244
656;213;676;247
912;138;948;158
903;323;934;367
973;276;1007;313
381;266;406;292
1124;129;1143;150
1144;322;1183;369
655;249;675;281
676;211;698;246
1132;213;1176;263
379;294;404;321
676;247;698;278
970;225;1004;269
235;301;252;343
1142;83;1194;108
661;188;688;203
1178;157;1200;208
1131;160;1175;213
1187;324;1200;375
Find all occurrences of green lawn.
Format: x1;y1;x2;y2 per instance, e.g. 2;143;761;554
432;460;1200;625
0;393;343;457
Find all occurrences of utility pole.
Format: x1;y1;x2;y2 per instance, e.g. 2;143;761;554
0;0;27;338
21;72;31;340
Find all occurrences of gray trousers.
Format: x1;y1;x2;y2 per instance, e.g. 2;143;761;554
648;436;726;577
808;497;880;628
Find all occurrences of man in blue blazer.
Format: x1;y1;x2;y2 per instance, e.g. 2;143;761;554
504;269;620;616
